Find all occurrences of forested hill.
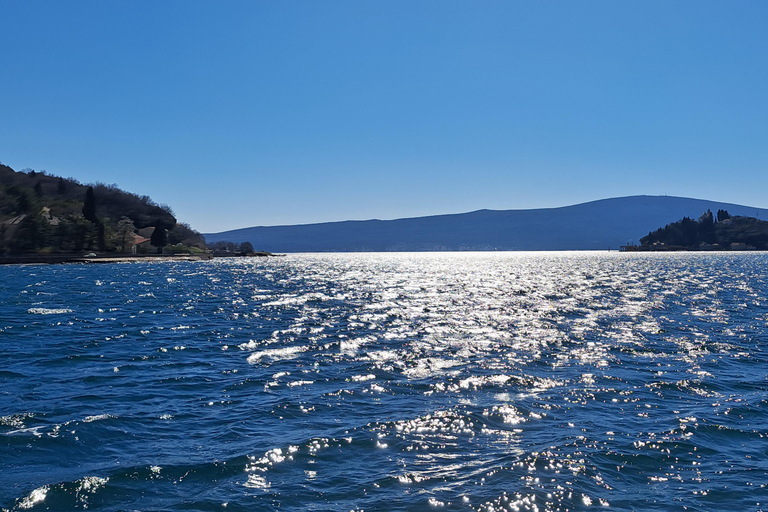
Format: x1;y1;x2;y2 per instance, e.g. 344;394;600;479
639;210;768;250
0;163;205;254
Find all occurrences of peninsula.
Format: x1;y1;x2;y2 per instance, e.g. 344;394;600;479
626;210;768;251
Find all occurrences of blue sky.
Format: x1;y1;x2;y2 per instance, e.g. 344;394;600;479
2;1;767;233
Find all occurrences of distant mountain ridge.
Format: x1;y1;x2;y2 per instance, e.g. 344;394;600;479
204;196;768;252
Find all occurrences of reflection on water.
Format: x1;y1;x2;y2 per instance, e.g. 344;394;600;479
1;252;768;511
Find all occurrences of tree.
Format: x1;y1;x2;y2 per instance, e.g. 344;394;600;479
0;224;7;254
150;223;168;253
33;181;43;198
96;221;109;252
113;217;136;253
679;217;698;247
717;209;731;222
82;186;98;223
698;210;715;244
55;214;96;252
10;212;50;253
238;241;254;255
57;177;67;195
16;191;33;213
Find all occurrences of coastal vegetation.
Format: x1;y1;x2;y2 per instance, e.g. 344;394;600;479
207;240;276;257
634;210;768;250
0;163;206;255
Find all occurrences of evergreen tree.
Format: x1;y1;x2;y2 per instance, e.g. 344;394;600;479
52;217;74;252
16;191;33;213
82;186;98;223
150;223;168;254
698;210;715;244
67;215;97;252
10;212;50;253
97;221;107;252
680;217;698;247
0;224;6;254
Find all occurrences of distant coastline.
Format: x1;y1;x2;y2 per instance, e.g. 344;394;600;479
204;196;768;253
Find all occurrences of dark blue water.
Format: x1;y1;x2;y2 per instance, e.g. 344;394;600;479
2;252;767;511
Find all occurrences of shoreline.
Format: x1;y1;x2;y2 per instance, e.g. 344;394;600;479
0;253;214;265
0;252;284;265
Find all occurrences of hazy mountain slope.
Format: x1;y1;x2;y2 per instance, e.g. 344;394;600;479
204;196;768;252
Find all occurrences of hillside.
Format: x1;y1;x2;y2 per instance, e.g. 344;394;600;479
0;163;205;254
204;196;768;252
639;210;768;250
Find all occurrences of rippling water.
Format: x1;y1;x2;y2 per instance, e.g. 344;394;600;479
2;252;768;511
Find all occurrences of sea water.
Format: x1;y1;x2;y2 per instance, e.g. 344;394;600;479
1;252;767;511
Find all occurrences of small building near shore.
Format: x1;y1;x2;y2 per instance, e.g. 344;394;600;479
131;233;152;254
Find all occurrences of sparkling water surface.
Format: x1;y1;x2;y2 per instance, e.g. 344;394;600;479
2;252;767;511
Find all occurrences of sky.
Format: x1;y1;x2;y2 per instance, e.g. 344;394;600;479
1;1;767;233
